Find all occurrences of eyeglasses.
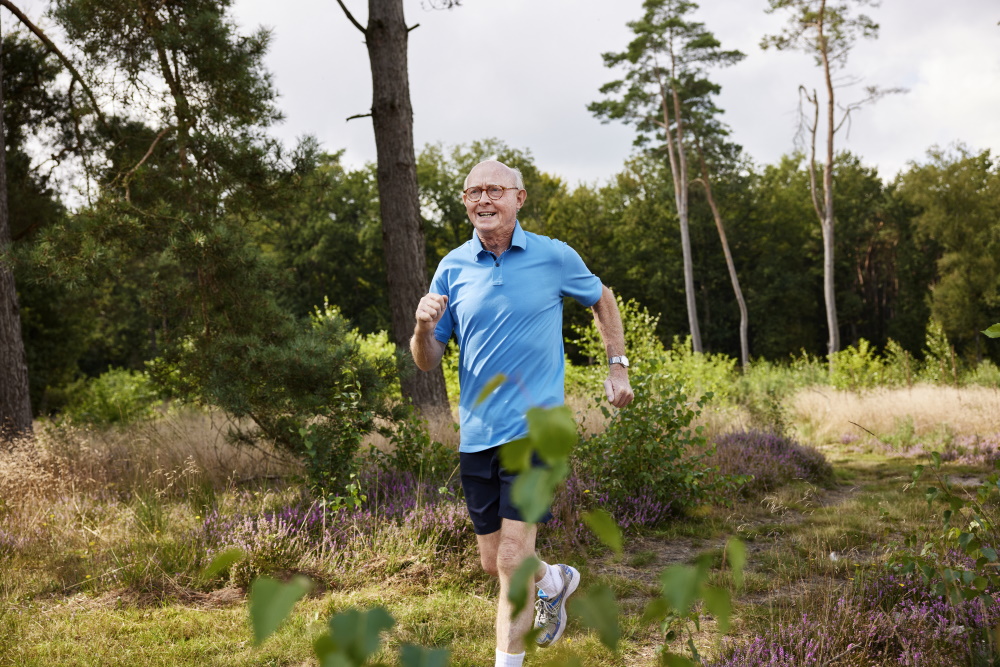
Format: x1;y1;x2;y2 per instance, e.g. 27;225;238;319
463;184;520;202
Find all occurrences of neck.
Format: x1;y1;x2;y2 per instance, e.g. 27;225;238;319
478;227;514;257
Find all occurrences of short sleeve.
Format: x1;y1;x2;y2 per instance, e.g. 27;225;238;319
559;244;603;307
429;265;454;344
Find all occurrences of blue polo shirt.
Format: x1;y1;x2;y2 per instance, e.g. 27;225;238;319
430;221;603;453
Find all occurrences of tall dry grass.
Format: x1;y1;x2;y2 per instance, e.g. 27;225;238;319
790;383;1000;444
1;409;297;503
362;411;461;456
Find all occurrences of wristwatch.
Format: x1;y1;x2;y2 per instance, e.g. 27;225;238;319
609;355;630;368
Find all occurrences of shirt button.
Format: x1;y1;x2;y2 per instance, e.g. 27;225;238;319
495;262;499;266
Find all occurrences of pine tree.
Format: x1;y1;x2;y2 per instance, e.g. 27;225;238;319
590;0;744;355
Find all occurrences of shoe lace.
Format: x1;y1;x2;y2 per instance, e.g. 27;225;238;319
534;596;558;628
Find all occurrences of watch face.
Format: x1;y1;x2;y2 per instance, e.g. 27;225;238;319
610;356;629;367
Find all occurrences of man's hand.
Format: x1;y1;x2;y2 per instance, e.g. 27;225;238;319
603;365;634;408
411;293;448;372
415;293;448;331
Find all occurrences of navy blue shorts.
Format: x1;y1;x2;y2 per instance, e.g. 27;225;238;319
459;445;553;535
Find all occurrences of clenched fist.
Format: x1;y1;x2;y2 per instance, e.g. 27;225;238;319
411;293;449;371
603;366;634;408
415;293;449;331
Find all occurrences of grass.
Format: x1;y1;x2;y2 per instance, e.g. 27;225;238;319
3;385;1000;665
791;383;1000;447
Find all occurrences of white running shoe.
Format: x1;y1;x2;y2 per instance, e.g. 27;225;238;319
534;564;580;647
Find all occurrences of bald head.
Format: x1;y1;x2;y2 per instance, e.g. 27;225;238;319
464;160;525;191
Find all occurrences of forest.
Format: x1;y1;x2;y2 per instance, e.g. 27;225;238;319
3;3;998;430
2;0;1000;665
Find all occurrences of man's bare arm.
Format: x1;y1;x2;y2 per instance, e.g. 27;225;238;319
591;285;634;408
411;293;448;371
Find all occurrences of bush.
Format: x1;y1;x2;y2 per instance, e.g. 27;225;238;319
734;356;814;399
203;506;320;588
882;338;917;386
148;299;398;497
967;359;1000;388
656;336;738;401
571;295;666;369
61;368;163;425
571;296;736;400
920;319;962;385
314;299;401;395
440;340;461;404
829;338;885;391
574;373;718;520
369;405;458;486
709;429;834;499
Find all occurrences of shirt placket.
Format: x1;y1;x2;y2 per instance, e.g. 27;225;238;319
490;252;505;286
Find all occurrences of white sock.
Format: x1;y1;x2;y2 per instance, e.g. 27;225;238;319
534;562;562;596
495;649;525;667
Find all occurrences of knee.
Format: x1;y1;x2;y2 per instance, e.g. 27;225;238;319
495;541;532;579
480;554;499;577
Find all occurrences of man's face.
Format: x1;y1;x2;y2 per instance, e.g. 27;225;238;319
463;162;527;238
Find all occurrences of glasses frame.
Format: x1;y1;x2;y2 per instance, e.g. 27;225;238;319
462;184;521;202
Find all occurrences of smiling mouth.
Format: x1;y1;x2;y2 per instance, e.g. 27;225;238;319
477;212;497;217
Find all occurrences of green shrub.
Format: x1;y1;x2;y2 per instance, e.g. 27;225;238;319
967;359;1000;388
440;340;460;404
574;372;718;517
829;338;885;391
313;299;400;395
730;355;823;434
657;336;737;401
740;387;791;436
370;404;458;485
313;299;464;409
147;300;397;497
786;350;829;386
61;367;162;425
882;338;917;387
920;319;962;385
571;295;667;368
571;296;736;400
564;356;595;399
734;359;800;399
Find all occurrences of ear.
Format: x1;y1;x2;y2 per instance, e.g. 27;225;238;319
516;188;527;209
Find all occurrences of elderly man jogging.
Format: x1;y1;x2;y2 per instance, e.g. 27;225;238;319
410;159;633;667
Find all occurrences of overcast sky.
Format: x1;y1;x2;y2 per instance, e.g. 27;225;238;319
223;0;1000;187
15;0;998;188
224;0;1000;187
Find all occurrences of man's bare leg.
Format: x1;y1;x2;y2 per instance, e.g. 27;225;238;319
476;519;548;655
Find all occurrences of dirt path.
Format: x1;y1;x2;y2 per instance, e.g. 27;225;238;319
594;480;860;577
590;478;867;664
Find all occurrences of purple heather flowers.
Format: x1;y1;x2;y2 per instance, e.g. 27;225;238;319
709;569;1000;666
711;429;834;498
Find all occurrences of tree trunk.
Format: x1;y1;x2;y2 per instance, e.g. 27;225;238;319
819;0;840;357
671;87;702;353
366;0;449;418
695;143;749;369
0;20;33;439
657;75;702;353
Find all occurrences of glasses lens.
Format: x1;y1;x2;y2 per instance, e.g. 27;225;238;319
487;185;506;200
466;187;483;201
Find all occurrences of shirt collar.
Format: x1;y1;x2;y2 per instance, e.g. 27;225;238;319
470;220;527;258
